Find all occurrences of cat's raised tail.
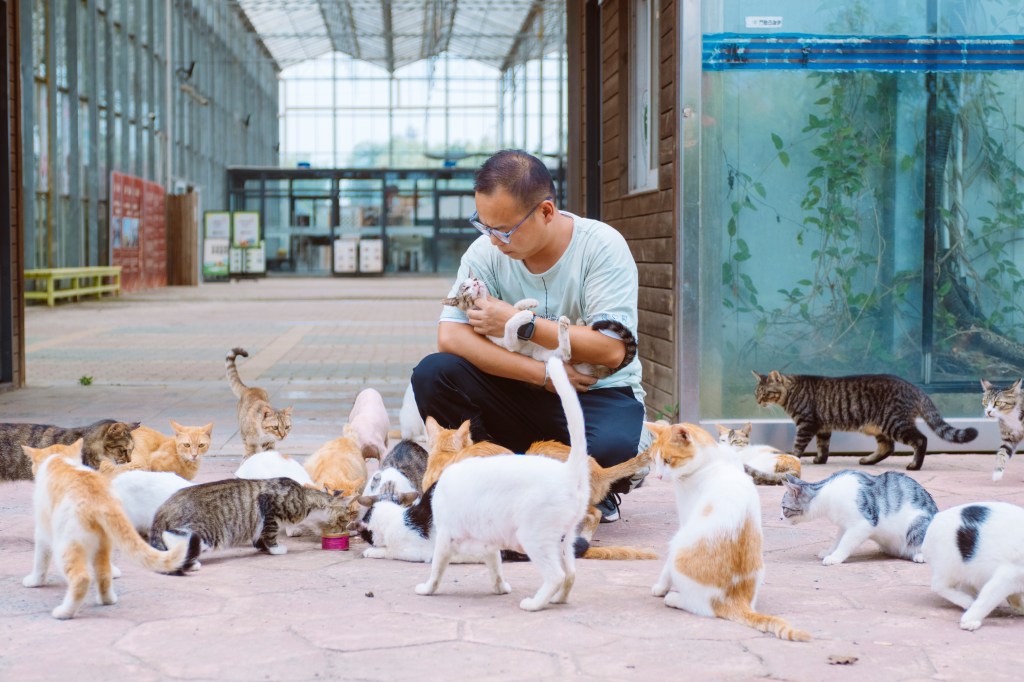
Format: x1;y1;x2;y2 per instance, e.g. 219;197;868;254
717;602;811;642
225;348;251;398
545;357;588;478
99;504;200;574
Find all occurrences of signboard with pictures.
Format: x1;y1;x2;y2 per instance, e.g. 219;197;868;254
202;211;231;279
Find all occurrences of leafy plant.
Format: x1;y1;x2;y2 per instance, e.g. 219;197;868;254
78;375;93;386
650;402;679;423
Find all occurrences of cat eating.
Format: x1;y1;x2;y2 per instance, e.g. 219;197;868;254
780;470;937;564
226;348;293;457
980;379;1024;481
346;388;391;461
715;422;802;485
753;370;978;470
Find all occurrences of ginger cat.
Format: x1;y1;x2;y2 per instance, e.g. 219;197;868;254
421;417;512;491
226;348;293;457
646;421;810;641
21;440;199;620
304;436;368;498
130;421;213;480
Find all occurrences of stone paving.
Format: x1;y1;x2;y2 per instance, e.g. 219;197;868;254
0;278;1022;681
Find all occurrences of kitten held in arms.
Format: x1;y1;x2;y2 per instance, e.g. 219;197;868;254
347;388;391;461
716;423;802;486
780;471;937;565
980;379;1024;481
646;421;810;641
130;421;212;480
304;436;368;498
225;348;293;457
753;370;978;470
922;501;1024;631
415;357;591;611
21;441;200;620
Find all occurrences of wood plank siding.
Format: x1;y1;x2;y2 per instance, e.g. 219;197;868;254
3;0;24;389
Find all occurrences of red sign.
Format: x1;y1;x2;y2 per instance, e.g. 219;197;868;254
110;171;166;292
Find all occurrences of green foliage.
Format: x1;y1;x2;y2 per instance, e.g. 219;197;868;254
650;403;679;423
78;375;93;386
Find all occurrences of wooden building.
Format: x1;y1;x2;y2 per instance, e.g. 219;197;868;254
2;0;24;390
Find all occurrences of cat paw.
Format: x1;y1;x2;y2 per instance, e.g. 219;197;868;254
493;581;512;595
992;470;1005;482
362;547;386;559
186;560;202;572
414;583;435;596
912;553;926;564
97;591;118;606
51;605;77;620
812;455;829;465
960;617;982;631
22;574;45;588
515;298;540;310
519;597;546;612
817;549;832;560
267;545;287;555
905;461;923;471
110;564;122;579
651;583;670;597
821;554;845;566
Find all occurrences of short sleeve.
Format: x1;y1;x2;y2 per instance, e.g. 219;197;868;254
439;238;496;325
580;229;639;335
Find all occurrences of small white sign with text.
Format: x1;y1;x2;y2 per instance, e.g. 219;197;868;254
746;16;783;29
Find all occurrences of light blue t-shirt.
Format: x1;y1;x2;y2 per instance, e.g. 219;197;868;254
440;211;646;406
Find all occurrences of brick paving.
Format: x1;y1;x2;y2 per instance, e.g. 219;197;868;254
0;277;1021;681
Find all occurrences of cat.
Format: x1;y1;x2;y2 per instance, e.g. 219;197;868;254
0;419;138;480
421;417;513;491
442;275;637;378
21;440;200;620
235;450;314;486
399;382;428;445
415;357;592;611
645;421;811;641
780;470;937;564
108;469;195;535
347;388;391;461
130;421;213;480
715;423;802;485
303;436;368;497
980;379;1024;481
922;501;1024;631
753;370;978;471
377;438;428;492
149;477;352;568
225;348;293;457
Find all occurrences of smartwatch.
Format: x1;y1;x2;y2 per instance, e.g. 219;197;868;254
517;313;537;341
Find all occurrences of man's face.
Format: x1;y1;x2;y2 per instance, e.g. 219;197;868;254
473;188;550;260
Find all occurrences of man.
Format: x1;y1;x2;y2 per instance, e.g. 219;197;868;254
411;150;647;522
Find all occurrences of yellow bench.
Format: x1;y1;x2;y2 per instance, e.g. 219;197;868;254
24;266;123;306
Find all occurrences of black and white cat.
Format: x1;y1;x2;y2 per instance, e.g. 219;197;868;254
780;471;937;564
923;501;1024;630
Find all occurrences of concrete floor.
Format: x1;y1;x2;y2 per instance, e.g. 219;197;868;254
0;277;1021;681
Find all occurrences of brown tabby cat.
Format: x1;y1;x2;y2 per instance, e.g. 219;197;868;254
130;421;213;480
225;348;293;457
303;436;368;497
753;370;978;471
22;440;199;619
149;477;351;568
0;419;138;481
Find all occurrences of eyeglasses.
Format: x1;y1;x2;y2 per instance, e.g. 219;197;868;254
469;196;552;244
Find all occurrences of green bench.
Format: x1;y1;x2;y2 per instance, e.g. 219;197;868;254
24;266;123;306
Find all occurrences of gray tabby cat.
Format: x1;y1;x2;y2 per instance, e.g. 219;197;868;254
753;371;978;470
225;348;293;457
780;470;938;565
149;477;351;569
0;419;139;480
980;379;1023;481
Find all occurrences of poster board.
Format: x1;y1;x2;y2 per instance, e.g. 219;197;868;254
232;211;260;247
202;211;231;279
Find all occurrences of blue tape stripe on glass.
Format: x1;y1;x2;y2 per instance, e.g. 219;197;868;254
703;33;1024;72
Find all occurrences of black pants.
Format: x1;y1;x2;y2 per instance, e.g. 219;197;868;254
411;352;644;468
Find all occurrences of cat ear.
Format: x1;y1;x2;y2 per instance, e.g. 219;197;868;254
981;379;993;391
397;492;420;506
1011;379;1023;393
455;420;473;448
714;424;729;435
201;423;213;435
169;420;184;433
441;297;459;307
741;422;752;436
644;421;668;436
261;406;275;419
669;424;692;444
782;473;803;489
768;370;783;382
356;495;379;507
751;370;765;382
128;421;141;431
282;407;293;416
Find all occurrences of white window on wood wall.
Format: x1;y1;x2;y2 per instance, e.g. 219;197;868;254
629;0;659;193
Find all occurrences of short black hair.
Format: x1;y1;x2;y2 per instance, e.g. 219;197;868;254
474;150;555;209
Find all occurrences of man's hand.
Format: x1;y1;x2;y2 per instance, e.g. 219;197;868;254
466;295;519;337
544;361;597;394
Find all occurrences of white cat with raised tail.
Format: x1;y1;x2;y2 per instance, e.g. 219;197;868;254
414;356;590;612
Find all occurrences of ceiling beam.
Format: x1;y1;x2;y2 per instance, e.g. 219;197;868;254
382;0;396;73
500;0;544;73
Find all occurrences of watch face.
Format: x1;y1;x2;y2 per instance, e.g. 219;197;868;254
517;321;536;341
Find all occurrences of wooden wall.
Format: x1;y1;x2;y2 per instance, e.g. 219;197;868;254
3;0;24;389
568;0;678;416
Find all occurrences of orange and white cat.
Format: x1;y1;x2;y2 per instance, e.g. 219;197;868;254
130;421;213;480
646;421;810;641
304;436;368;497
715;423;802;486
21;440;199;620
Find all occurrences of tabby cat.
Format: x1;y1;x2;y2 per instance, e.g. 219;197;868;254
0;419;138;481
715;423;802;485
372;438;428;493
22;441;199;620
225;348;293;457
753;371;978;471
130;421;212;480
149;477;351;568
980;379;1024;481
646;421;811;641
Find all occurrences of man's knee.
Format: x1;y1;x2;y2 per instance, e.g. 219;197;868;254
411;352;463;393
588;428;642;468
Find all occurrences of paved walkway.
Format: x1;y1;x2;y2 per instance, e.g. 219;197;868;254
0;278;1021;681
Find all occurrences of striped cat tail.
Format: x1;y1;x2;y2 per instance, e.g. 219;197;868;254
99;505;199;574
545;357;589;480
225;347;251;398
590;320;638;370
920;396;978;443
718;602;811;641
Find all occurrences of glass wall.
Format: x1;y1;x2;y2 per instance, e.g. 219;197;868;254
699;0;1024;419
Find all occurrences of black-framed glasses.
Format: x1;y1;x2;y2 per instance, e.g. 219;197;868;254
469;196;552;244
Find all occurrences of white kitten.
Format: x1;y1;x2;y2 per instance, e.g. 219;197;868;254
110;470;194;535
923;501;1024;631
414;357;589;612
235;450;313;486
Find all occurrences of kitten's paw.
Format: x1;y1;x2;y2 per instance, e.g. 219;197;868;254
992;469;1004;482
960;617;982;631
51;605;77;620
817;549;832;560
651;583;670;597
362;547;386;559
515;298;539;310
912;552;926;564
186;560;202;572
110;564;122;579
905;462;923;471
22;574;45;588
267;545;287;555
812;455;829;465
519;597;546;612
414;583;435;596
821;554;845;566
97;591;118;606
494;581;512;595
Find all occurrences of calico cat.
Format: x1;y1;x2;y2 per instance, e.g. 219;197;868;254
0;419;138;480
780;471;937;564
646;421;810;641
347;388;391;461
378;438;428;492
715;423;802;486
21;441;200;620
130;421;212;480
149;477;351;567
109;469;195;535
753;370;978;470
303;436;368;497
980;379;1024;481
235;450;313;487
442;275;637;378
225;348;293;457
922;501;1024;631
